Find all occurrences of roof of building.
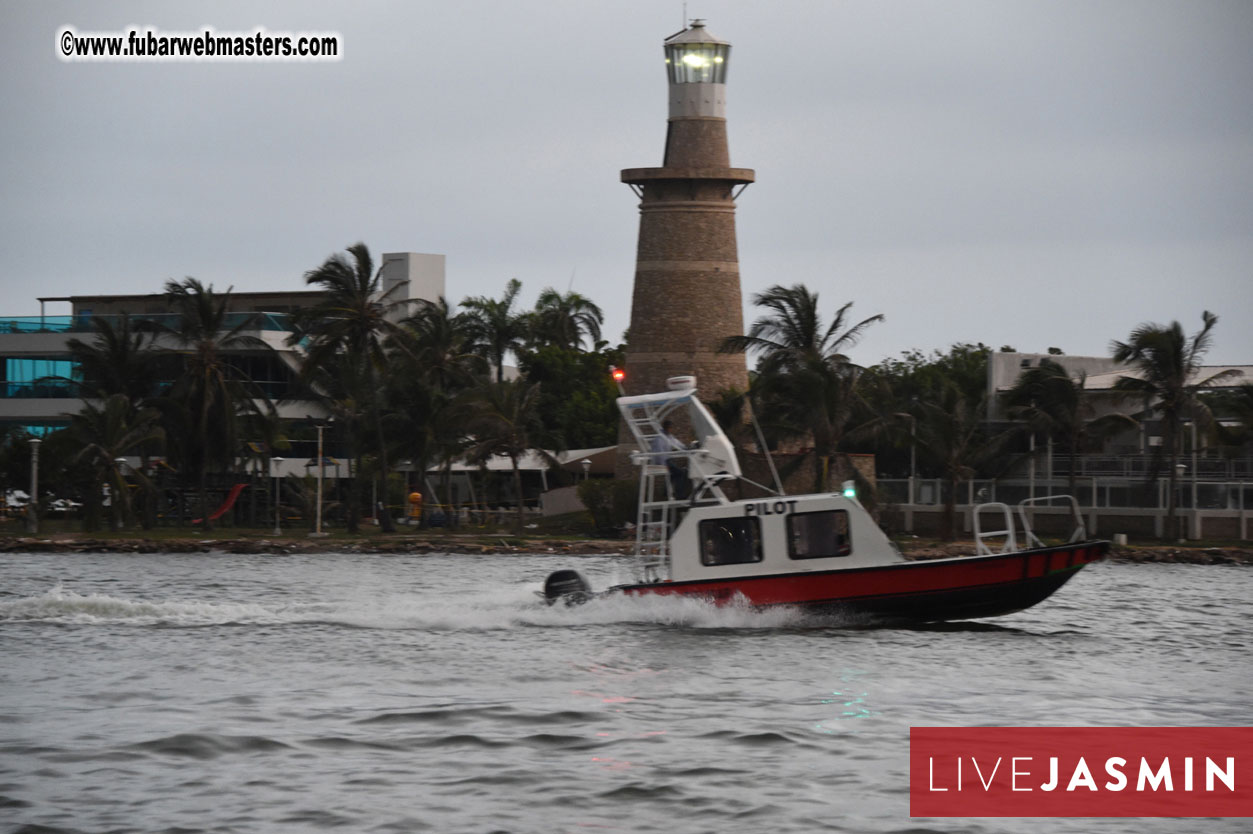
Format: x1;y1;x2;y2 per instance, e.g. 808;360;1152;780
39;291;326;303
431;446;618;475
664;20;729;46
1083;365;1250;391
989;352;1249;392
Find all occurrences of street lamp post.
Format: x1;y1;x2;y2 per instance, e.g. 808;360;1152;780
27;438;41;534
1175;462;1188;541
271;456;284;536
1189;414;1198;540
310;422;329;538
893;413;917;532
907;414;916;500
906;414;917;533
114;457;128;530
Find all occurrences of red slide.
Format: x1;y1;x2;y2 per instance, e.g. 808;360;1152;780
191;483;249;524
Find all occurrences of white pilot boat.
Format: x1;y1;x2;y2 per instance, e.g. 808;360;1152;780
541;376;1107;623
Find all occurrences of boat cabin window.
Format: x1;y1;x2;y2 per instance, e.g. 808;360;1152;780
787;510;852;559
699;517;762;566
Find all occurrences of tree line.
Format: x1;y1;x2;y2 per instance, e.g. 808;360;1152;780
718;287;1247;539
1;244;1248;540
1;243;621;533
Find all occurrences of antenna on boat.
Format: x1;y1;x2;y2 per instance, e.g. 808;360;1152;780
745;395;784;495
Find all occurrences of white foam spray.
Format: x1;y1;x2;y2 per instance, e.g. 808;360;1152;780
0;581;814;631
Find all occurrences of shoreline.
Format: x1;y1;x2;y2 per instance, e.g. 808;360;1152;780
1;534;1250;565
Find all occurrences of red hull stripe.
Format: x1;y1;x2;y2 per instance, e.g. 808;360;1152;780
619;542;1107;608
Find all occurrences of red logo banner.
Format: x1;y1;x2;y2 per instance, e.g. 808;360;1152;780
910;727;1252;817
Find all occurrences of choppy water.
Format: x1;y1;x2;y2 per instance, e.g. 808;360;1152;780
1;551;1249;833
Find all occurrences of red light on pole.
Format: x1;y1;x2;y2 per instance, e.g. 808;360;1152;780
609;365;626;395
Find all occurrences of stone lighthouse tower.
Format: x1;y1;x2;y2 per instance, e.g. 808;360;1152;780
620;19;753;402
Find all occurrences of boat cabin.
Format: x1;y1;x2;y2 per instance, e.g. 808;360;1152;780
666;494;906;582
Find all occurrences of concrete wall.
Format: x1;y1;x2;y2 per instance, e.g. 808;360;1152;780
379;252;446;319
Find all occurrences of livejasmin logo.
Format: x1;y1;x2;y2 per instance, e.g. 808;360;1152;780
927;752;1234;793
909;727;1253;818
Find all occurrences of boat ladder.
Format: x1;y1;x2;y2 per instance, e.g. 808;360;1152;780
620;399;694;582
634;464;682;580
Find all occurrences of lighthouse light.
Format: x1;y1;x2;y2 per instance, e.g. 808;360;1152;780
663;25;730;86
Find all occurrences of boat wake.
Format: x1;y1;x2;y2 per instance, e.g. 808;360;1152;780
1;583;316;627
0;581;824;632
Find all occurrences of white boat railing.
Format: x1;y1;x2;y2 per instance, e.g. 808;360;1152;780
1016;494;1087;546
974;495;1087;555
973;503;1018;555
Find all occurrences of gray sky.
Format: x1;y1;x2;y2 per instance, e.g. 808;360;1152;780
3;0;1250;366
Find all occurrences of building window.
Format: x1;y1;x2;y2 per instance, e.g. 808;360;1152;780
223;353;299;399
1;357;77;398
699;517;762;566
787;510;852;559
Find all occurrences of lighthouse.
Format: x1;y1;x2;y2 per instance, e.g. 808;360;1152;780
619;19;754;404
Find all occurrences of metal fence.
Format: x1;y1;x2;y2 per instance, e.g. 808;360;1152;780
876;476;1253;540
1049;455;1253;480
878;477;1253;511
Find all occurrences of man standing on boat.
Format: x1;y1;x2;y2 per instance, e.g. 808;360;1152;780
651;420;689;498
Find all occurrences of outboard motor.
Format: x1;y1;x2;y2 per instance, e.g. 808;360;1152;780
542;569;592;607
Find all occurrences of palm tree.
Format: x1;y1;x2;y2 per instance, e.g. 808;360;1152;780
154;278;267;530
461;278;529;382
69;394;164;531
461;379;560;531
296;350;368;531
529;287;603;351
1111;311;1242;539
912;381;1016;541
1217;383;1253;447
720;284;884;492
385;380;471;522
65;314;161;405
237;403;290;527
290;243;408;532
1005;358;1137;496
65;315;167;526
400;297;488;391
384;297;486;519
